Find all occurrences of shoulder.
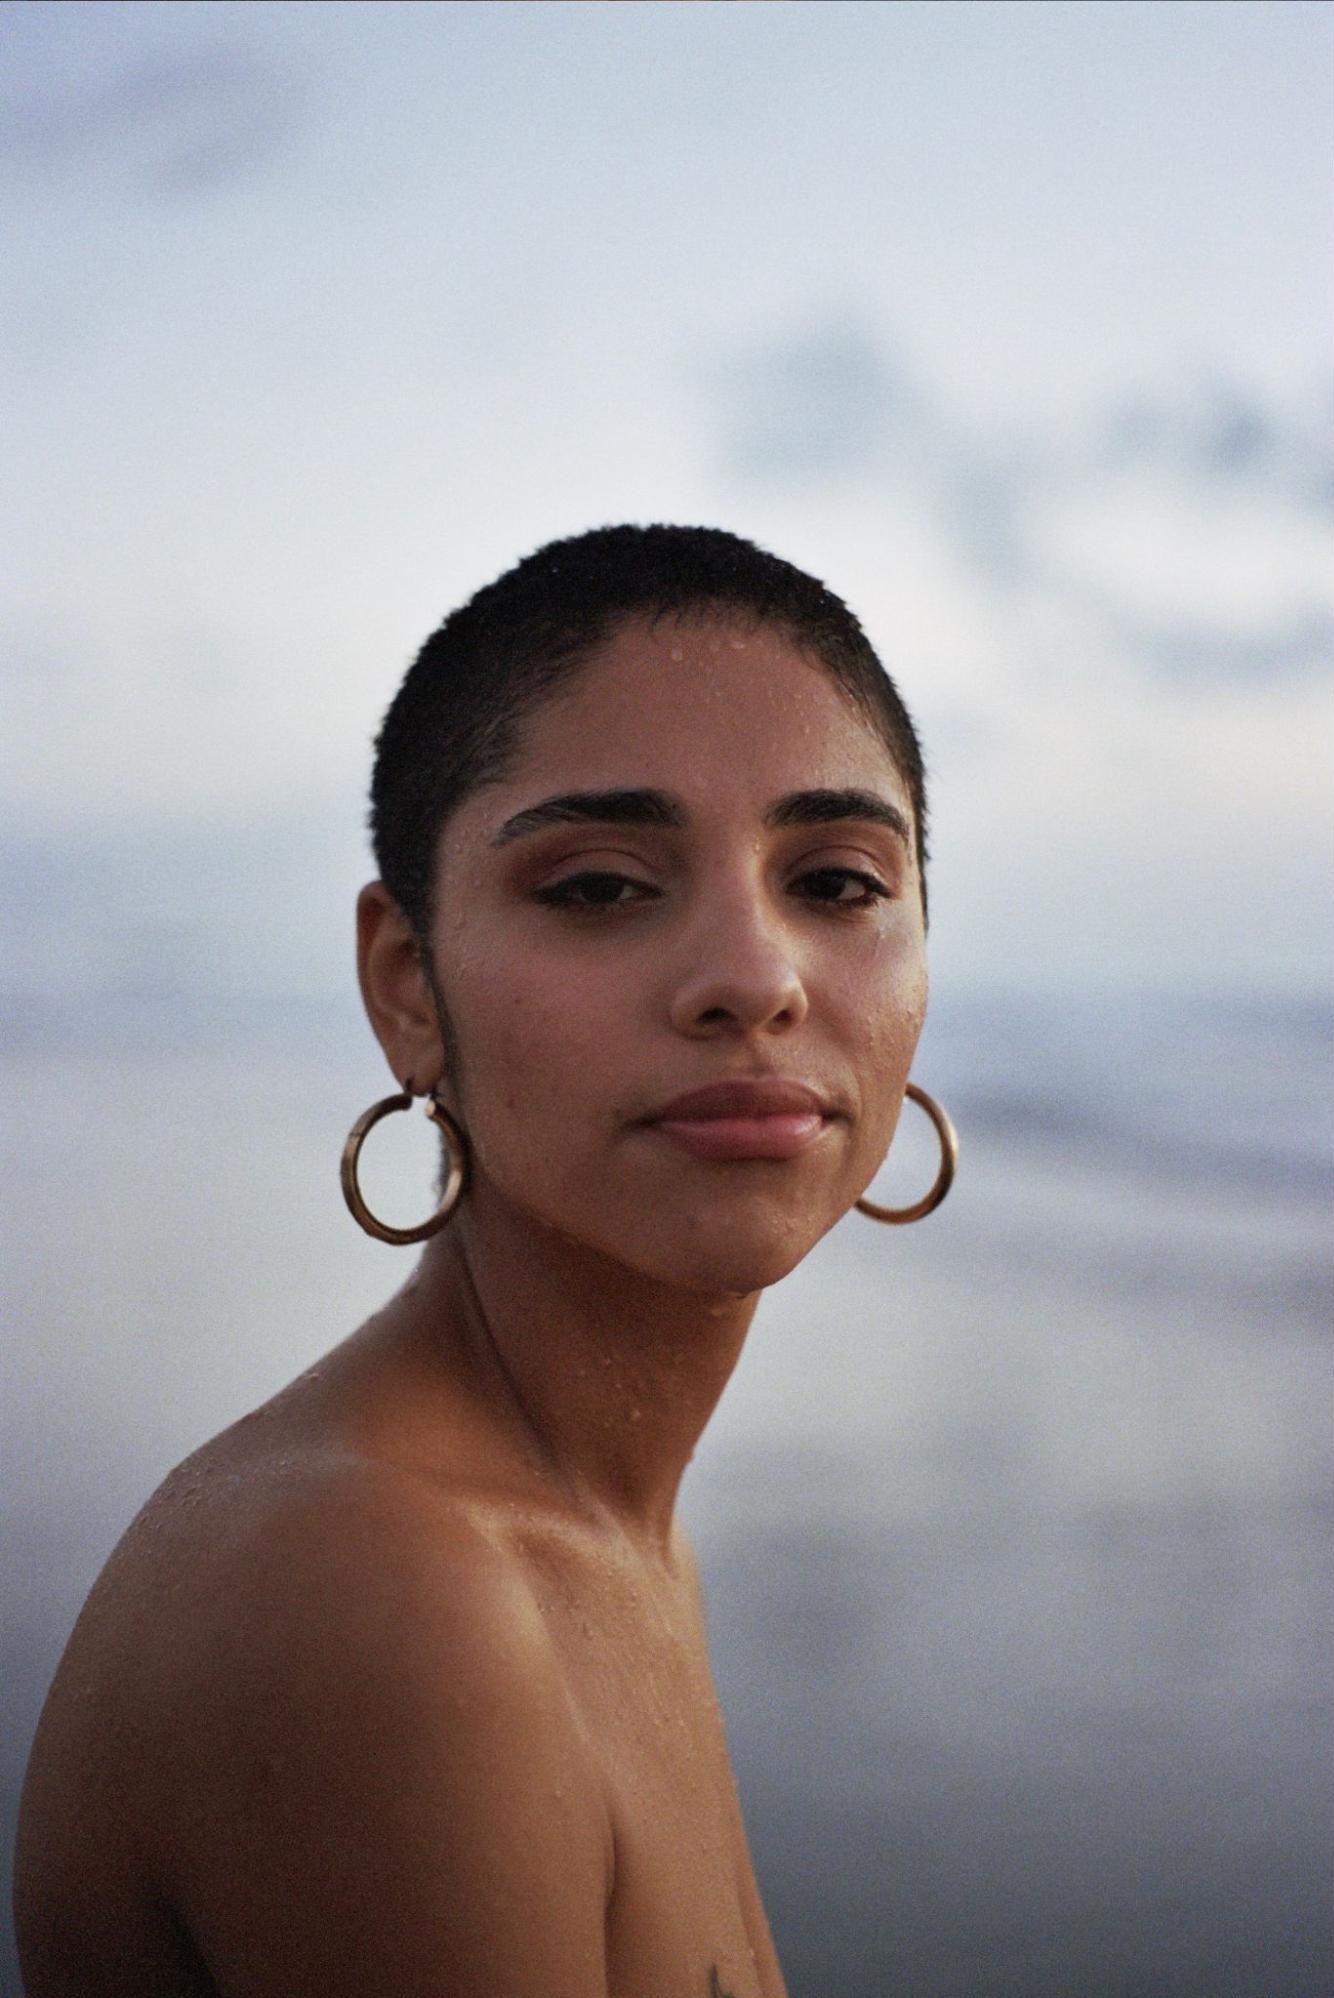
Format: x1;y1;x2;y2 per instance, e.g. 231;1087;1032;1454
144;1433;550;1651
93;1434;592;1784
36;1431;533;1686
21;1438;612;1994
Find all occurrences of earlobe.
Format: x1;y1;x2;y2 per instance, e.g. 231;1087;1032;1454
355;882;445;1093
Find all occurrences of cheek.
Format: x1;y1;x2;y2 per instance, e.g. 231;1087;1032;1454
444;950;617;1141
827;923;927;1047
834;934;928;1139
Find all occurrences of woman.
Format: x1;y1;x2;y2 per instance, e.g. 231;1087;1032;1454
16;524;955;1997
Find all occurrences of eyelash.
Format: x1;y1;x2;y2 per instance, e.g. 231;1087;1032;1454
533;872;655;911
795;867;891;908
533;867;890;913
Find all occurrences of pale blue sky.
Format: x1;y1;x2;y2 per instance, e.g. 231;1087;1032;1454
3;0;1330;1001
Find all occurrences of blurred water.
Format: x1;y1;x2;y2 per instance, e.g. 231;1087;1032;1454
3;988;1330;1995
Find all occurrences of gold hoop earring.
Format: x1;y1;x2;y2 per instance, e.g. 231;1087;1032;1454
856;1081;957;1225
340;1084;468;1245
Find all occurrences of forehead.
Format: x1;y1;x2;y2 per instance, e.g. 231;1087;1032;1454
485;614;907;814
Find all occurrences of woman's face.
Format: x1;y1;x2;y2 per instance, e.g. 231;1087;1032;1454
425;614;928;1293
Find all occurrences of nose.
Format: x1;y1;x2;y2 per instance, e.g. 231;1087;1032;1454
667;892;809;1040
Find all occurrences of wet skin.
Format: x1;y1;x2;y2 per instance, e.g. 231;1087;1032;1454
15;615;927;1996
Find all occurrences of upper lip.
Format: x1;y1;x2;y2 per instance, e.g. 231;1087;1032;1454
646;1078;833;1122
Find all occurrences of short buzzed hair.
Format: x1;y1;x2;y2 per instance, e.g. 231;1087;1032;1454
370;523;928;936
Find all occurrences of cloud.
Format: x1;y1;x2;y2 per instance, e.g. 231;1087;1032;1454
709;322;932;483
1084;603;1332;687
1095;380;1332;514
0;39;305;197
708;318;1332;687
1023;454;1331;683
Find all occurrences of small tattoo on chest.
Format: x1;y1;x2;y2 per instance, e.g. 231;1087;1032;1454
708;1969;736;1998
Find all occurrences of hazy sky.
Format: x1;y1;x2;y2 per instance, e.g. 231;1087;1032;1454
3;0;1330;1004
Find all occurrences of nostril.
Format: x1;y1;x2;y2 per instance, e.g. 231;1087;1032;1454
672;958;810;1037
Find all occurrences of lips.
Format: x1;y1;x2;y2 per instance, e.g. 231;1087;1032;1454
644;1078;834;1162
651;1079;829;1121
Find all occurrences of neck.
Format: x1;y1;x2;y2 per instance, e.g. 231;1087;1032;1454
403;1181;761;1554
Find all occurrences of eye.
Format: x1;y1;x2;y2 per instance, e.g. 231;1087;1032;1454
791;866;890;908
534;870;660;911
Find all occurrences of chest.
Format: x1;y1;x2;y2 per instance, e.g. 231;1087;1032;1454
543;1564;777;1998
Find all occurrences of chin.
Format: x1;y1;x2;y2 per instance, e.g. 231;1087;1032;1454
516;1178;841;1298
626;1204;831;1297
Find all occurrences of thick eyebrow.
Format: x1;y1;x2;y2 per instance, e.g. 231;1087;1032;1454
766;788;912;846
491;784;911;850
491;788;685;847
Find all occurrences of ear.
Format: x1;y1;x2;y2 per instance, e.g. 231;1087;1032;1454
355;882;444;1094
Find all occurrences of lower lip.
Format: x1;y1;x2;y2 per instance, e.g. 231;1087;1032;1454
650;1112;827;1161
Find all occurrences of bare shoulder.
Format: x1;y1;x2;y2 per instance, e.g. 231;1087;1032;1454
18;1428;612;1996
26;1426;572;1762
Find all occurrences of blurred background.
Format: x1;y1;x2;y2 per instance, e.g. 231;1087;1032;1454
2;2;1330;1992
